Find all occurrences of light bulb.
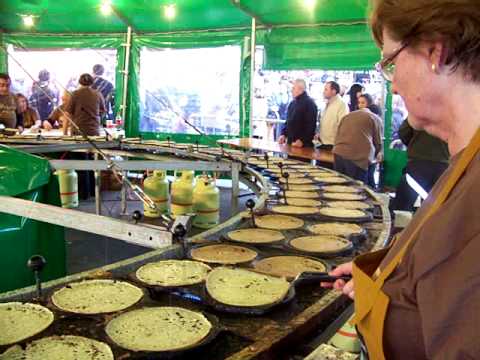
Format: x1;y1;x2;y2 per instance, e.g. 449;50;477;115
22;15;35;27
100;0;112;16
164;4;176;20
303;0;316;9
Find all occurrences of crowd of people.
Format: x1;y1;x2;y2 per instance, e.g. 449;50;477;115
0;64;114;136
279;78;384;186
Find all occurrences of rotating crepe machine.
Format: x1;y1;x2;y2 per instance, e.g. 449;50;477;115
0;136;391;359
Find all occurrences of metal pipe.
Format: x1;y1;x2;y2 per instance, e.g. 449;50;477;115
231;162;241;213
94;152;101;215
249;17;256;137
121;26;132;126
121;157;128;215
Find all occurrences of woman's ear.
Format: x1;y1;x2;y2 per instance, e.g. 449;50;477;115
429;42;447;72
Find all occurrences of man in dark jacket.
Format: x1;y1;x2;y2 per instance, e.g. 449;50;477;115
390;118;450;211
278;79;317;148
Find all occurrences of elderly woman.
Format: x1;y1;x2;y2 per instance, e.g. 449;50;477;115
46;90;71;131
323;1;480;359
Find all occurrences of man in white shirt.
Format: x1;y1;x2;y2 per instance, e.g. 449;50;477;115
316;81;349;148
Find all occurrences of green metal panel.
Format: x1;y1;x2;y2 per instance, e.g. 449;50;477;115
0;145;50;196
383;83;407;187
0;146;66;293
0;182;66;293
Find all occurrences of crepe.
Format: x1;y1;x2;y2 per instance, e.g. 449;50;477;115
283;198;322;207
290;235;352;253
321;185;361;193
322;192;366;201
0;302;54;346
326;201;372;210
51;279;143;314
136;260;211;287
319;207;367;219
190;244;258;264
284;184;321;191
206;267;290;307
314;176;349;184
279;178;314;185
254;214;304;230
271;205;320;215
284;190;320;199
254;256;327;279
0;336;114;360
227;228;284;244
308;222;364;237
106;307;212;352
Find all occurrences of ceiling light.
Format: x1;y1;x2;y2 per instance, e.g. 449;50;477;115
303;0;316;9
100;0;113;16
164;4;176;20
22;15;35;27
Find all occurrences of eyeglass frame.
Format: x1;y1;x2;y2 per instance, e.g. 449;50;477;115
375;42;409;81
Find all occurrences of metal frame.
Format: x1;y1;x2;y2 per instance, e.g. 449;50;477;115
0;196;172;249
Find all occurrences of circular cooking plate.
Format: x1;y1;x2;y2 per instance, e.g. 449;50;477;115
135;260;212;287
254;214;304;230
226;228;285;244
325;200;372;210
288;235;353;255
271;205;320;216
318;207;372;223
0;302;54;346
307;222;365;237
51;279;144;315
189;243;258;265
105;307;214;353
320;192;367;201
253;255;328;280
1;335;114;360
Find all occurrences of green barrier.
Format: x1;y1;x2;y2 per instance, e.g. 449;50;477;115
0;146;66;293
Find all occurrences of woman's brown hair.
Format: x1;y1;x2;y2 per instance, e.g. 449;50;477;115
370;0;480;82
16;93;39;128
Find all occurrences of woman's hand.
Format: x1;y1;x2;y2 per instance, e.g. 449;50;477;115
321;262;355;300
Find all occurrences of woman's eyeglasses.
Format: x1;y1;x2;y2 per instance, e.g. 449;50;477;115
375;43;409;81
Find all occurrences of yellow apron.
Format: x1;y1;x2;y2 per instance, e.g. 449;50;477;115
351;128;480;359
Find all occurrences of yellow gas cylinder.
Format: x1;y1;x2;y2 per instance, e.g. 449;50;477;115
171;170;195;218
329;315;361;353
56;170;79;208
143;170;169;218
193;175;220;229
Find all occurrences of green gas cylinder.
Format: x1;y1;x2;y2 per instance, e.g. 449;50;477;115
143;170;169;218
171;170;195;218
56;169;79;208
193;175;220;229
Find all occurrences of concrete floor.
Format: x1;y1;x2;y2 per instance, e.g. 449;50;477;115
66;186;253;274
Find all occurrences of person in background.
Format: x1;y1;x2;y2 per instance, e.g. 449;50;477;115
0;73;18;130
29;69;58;121
347;83;364;112
390;118;449;212
316;81;349;148
324;0;480;358
359;93;385;188
91;64;114;120
358;93;383;117
278;79;318;148
332;108;383;182
65;73;105;200
46;91;71;130
65;73;105;136
15;94;41;131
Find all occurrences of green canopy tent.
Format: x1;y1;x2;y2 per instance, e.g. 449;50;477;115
0;0;406;186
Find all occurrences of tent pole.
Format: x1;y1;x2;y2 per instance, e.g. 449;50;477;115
121;26;132;125
249;17;256;138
